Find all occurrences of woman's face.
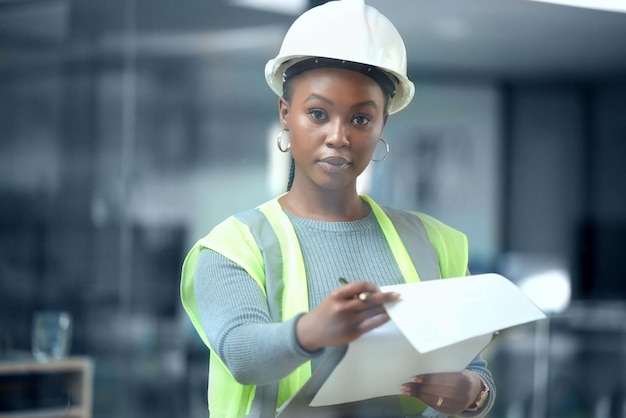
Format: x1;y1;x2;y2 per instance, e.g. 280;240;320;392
279;67;388;193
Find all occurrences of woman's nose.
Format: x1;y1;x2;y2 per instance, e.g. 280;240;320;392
325;119;349;148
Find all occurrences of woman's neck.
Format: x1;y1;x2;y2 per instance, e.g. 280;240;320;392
279;188;369;222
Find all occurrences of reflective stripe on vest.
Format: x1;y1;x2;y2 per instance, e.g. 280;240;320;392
179;196;468;418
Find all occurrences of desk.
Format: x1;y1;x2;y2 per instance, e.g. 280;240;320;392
0;356;93;418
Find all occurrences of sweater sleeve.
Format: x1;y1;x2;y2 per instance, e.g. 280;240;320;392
456;354;497;418
193;248;324;385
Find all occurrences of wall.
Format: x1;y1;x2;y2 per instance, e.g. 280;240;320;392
505;82;626;300
371;81;502;272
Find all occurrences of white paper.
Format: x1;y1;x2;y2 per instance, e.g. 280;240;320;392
309;273;546;407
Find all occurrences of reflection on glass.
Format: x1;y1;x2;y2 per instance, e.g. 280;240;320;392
31;311;72;362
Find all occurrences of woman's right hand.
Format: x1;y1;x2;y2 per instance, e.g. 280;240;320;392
296;280;400;352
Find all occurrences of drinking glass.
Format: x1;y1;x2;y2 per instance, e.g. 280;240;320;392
31;311;72;361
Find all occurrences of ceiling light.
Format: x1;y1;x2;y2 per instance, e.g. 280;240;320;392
100;26;285;56
230;0;307;15
528;0;626;13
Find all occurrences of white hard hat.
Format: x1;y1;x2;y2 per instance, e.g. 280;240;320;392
265;0;415;115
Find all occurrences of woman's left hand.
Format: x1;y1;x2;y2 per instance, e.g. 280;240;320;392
401;370;482;416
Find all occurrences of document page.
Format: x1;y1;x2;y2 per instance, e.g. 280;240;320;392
309;273;546;407
310;322;492;406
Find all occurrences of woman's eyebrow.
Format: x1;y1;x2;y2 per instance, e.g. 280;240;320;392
304;94;378;110
304;93;333;106
351;100;378;109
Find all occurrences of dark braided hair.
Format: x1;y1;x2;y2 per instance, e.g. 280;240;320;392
284;77;297;192
287;157;296;191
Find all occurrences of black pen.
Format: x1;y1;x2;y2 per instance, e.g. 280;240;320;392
338;277;368;301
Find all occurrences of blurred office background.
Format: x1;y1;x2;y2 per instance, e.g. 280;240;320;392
1;0;625;417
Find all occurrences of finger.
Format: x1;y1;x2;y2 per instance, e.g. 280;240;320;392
354;281;399;300
402;378;455;397
351;291;400;310
401;384;448;410
333;281;373;300
332;282;400;318
401;382;437;398
401;380;466;414
356;311;391;333
365;289;401;304
344;299;389;317
414;372;473;394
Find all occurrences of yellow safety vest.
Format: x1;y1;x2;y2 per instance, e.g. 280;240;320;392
180;195;468;417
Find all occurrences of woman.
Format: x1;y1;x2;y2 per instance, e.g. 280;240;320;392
181;1;495;417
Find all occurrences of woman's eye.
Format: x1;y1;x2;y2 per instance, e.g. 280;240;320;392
308;109;327;121
353;115;371;126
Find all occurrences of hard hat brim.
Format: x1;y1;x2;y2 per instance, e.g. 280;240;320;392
265;55;415;115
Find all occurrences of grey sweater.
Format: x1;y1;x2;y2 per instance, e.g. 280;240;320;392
193;209;495;417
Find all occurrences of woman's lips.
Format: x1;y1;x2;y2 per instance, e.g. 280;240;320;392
318;156;351;172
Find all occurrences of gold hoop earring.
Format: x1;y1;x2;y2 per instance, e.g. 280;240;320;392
371;138;389;162
277;129;290;153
